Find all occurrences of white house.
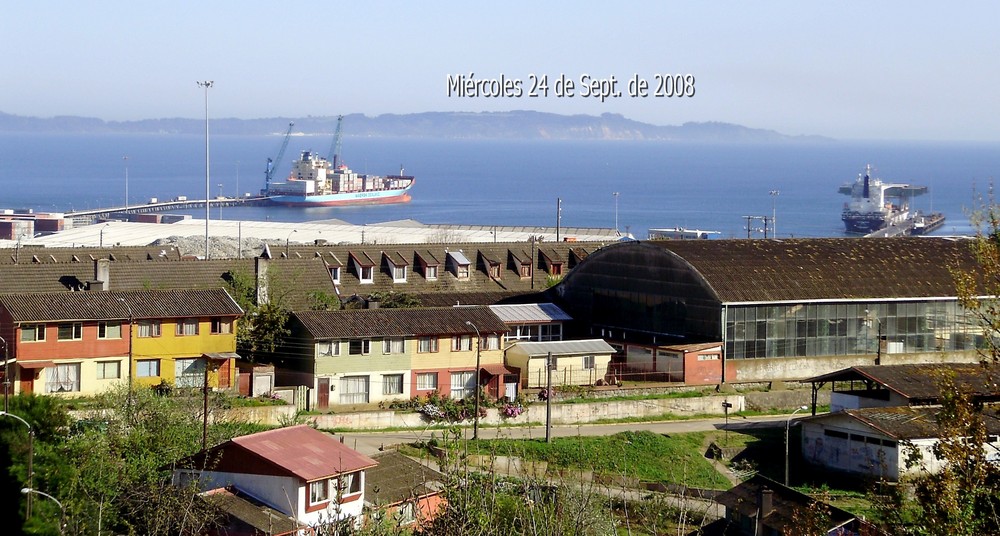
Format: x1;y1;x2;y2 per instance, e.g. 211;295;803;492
173;425;377;527
504;339;616;388
800;405;1000;481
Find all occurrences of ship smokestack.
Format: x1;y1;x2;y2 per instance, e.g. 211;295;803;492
863;173;870;199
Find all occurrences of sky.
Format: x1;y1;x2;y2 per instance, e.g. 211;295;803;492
2;2;998;141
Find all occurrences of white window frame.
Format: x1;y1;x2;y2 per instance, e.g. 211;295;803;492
450;371;475;400
46;363;81;393
137;359;161;378
349;339;371;355
382;374;404;396
359;265;374;284
98;321;122;339
416;372;437;390
175;358;205;388
309;479;329;504
484;334;500;351
338;471;362;496
383;338;404;354
339;376;370;404
583;355;595;369
392;264;407;283
319;341;340;356
96;360;121;380
457;264;470;279
210;318;232;334
57;322;83;341
425;265;438;281
329;266;341;284
451;335;472;352
20;324;45;342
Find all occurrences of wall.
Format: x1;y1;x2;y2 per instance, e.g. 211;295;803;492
728;350;980;382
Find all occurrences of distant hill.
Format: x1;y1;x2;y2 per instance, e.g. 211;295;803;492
0;110;830;142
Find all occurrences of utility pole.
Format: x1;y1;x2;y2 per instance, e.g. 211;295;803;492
197;80;213;260
545;352;554;443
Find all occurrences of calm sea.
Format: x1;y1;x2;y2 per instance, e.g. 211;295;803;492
1;133;997;238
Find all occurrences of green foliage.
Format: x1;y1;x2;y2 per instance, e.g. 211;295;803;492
224;266;291;362
367;291;422;309
308;290;342;310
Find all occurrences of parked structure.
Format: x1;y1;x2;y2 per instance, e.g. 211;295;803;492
0;288;242;396
504;339;615;388
174;425;377;527
555;238;983;383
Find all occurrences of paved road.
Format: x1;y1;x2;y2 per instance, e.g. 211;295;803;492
336;414;799;455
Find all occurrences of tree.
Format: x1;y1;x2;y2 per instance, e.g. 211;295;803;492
224;266;291;362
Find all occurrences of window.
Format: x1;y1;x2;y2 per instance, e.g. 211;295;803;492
20;324;45;342
57;322;83;341
338;471;362;495
451;335;472;352
175;358;205;388
383;338;404;354
392;264;407;282
137;359;160;378
488;264;501;279
98;321;122;339
425;265;438;280
540;324;562;341
47;363;81;393
349;339;371;355
360;265;374;283
319;341;340;356
96;361;121;379
383;374;404;395
519;263;532;278
698;353;721;361
211;319;232;334
339;376;369;404
329;266;341;283
418;337;438;353
175;318;199;336
309;480;329;504
416;372;437;390
398;501;417;525
137;320;161;338
484;334;500;350
457;264;470;279
450;371;475;400
583;355;595;369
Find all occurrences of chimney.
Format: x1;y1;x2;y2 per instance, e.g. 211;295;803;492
88;258;110;291
255;256;269;305
757;486;774;535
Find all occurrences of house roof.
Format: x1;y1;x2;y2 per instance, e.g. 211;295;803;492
488;303;572;323
294;306;508;339
229;425;377;482
200;487;303;535
713;475;859;534
805;404;1000;441
661;342;723;353
0;245;182;264
0;288;243;322
364;451;445;507
804;363;1000;403
509;339;616;357
607;237;980;303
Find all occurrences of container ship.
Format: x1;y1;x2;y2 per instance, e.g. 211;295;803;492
839;165;944;235
263;118;415;207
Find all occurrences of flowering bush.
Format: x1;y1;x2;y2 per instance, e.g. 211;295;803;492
501;403;525;418
418;400;487;422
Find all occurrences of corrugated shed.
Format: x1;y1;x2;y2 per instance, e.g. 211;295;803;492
294;306;508;339
0;288;243;322
830;405;1000;440
807;363;1000;402
511;339;616;356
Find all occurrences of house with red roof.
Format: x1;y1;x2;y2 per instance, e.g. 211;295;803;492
174;425;377;527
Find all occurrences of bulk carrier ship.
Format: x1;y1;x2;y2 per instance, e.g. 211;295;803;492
839;164;944;235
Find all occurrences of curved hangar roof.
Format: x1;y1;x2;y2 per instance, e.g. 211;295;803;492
561;237;979;304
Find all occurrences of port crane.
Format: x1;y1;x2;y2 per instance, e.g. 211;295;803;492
327;115;344;169
264;122;295;190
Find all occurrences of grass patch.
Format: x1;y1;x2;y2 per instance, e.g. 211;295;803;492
462;430;732;490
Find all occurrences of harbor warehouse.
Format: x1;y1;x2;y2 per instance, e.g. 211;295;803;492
553;237;983;382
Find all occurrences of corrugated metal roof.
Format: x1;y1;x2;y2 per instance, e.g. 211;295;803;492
807;405;1000;440
510;339;616;356
294;306;508;339
232;425;376;482
489;303;572;323
805;363;1000;402
0;288;243;322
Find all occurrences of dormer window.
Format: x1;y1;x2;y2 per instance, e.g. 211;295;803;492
520;263;532;278
425;265;438;280
329;266;341;284
384;252;409;283
392;264;407;282
447;251;471;280
350;251;376;284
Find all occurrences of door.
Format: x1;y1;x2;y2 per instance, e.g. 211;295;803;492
317;377;330;410
504;374;518;401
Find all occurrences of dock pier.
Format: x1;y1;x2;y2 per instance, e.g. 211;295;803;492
66;196;270;224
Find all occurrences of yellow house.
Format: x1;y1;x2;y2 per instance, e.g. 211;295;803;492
127;288;244;390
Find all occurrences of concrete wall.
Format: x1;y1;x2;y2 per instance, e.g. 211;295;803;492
729;350;980;382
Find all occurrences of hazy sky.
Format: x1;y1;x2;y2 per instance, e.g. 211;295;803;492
3;2;998;141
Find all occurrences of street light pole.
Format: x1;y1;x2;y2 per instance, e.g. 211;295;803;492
123;155;129;212
21;488;64;535
785;405;808;486
769;190;780;238
2;411;33;516
285;229;298;257
613;192;620;234
197;80;214;260
464;321;481;440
